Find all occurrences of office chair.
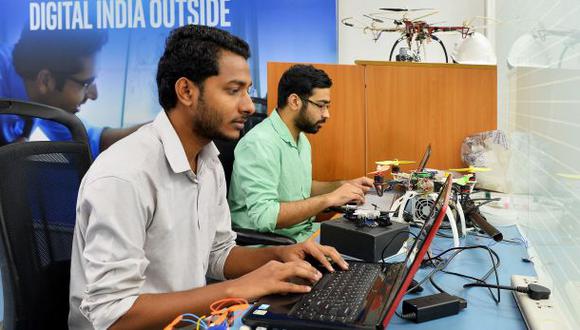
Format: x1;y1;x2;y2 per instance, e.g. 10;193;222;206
0;99;92;329
214;111;296;246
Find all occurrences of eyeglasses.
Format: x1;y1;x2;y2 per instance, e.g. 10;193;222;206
304;98;330;111
67;76;96;91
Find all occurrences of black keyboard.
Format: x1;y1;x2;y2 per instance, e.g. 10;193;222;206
289;262;383;323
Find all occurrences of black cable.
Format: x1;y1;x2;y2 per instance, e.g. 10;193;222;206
378;229;444;296
438;262;502;300
410;244;500;298
395;310;417;320
429;277;448;294
465;283;516;290
423;245;502;303
464;283;551;300
469;198;501;203
384;229;503;303
466;231;524;245
425;250;449;294
438;248;503;285
407;250;460;294
430;34;449;63
425;246;500;269
406;265;439;294
389;37;406;61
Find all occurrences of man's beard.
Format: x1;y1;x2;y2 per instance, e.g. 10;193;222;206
192;94;234;141
294;104;325;134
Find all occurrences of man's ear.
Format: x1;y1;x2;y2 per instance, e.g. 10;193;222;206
175;77;199;107
35;69;56;94
287;93;303;112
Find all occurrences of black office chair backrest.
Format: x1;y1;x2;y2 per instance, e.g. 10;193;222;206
215;111;267;192
215;111;295;246
0;99;92;329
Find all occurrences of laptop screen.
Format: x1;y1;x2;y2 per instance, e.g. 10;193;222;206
380;174;452;327
416;144;432;172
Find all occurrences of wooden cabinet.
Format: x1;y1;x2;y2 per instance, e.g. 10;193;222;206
267;61;496;181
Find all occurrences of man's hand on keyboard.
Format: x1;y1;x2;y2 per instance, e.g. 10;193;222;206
227;260;322;300
276;240;349;273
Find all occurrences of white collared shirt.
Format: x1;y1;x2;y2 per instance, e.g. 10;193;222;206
69;111;236;330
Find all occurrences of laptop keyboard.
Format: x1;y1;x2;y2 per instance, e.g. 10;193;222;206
289;262;383;323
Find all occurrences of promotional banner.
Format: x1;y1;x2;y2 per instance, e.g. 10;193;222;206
0;0;336;139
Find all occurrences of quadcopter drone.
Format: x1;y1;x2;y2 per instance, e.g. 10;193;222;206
370;159;416;196
370;147;497;246
342;7;478;63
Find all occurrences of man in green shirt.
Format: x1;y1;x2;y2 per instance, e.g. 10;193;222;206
228;64;373;242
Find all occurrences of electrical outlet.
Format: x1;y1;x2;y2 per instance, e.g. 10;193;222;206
511;275;573;330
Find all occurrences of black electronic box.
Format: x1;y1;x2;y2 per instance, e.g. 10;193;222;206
320;218;409;262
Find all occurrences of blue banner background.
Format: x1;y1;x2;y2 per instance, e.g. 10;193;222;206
0;0;337;127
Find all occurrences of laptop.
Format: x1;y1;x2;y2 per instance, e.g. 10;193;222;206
416;144;432;172
243;175;452;330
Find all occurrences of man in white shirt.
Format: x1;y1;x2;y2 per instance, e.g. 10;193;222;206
69;25;348;330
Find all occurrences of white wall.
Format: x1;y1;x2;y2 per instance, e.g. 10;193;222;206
338;0;486;64
494;1;580;326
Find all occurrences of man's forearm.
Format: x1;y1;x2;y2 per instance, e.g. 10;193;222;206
311;180;343;196
109;280;240;330
223;245;281;278
276;194;331;228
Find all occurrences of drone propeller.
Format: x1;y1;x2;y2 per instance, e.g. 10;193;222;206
379;7;435;12
341;17;358;27
375;159;416;166
449;165;492;173
409;11;439;23
368;163;390;175
363;14;384;23
366;12;404;22
368;169;389;176
341;17;353;27
341;17;375;31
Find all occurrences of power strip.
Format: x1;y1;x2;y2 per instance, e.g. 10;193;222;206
511;275;573;330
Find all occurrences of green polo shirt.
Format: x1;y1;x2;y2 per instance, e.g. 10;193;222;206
228;110;318;242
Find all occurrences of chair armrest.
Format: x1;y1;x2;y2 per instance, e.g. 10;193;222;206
234;227;296;246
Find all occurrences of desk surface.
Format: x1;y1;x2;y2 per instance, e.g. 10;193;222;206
0;225;534;329
235;224;535;330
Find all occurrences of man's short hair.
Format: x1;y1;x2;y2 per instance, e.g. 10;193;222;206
156;25;251;111
277;64;332;109
12;28;108;88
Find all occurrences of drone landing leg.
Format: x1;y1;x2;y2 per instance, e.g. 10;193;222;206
455;201;467;235
430;192;461;247
390;196;405;222
445;207;461;247
390;191;417;222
